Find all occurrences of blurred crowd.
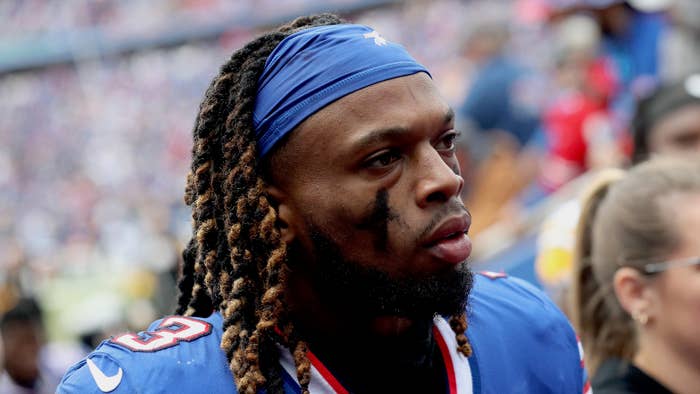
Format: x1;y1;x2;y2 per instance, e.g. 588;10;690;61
0;0;375;38
2;0;700;392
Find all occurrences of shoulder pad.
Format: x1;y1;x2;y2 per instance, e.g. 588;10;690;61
57;353;130;393
57;313;237;393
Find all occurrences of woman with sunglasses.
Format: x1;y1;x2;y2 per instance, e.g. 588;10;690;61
570;157;700;394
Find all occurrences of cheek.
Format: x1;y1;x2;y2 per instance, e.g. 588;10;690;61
673;289;700;356
658;274;700;336
356;189;412;253
685;283;700;324
302;187;382;242
327;189;417;260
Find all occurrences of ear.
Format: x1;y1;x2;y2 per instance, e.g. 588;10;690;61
613;267;653;323
265;184;297;245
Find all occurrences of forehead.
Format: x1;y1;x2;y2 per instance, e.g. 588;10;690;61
291;72;449;149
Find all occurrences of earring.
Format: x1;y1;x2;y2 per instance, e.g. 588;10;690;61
632;310;649;326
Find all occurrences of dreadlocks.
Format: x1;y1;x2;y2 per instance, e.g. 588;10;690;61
175;13;471;394
175;14;343;393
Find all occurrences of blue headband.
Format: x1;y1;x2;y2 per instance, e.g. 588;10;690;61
253;24;431;157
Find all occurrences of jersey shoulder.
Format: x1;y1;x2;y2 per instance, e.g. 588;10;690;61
469;271;576;344
467;272;587;393
57;313;238;394
471;270;562;313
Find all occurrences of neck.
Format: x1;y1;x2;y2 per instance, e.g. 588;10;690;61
635;331;700;394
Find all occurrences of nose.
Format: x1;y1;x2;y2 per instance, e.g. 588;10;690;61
415;146;464;208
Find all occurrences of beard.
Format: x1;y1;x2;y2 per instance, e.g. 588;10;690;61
289;224;473;321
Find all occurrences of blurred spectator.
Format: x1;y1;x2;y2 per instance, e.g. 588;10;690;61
534;0;670;192
548;0;669;99
539;12;627;192
457;21;541;149
477;0;671;242
631;73;700;164
540;56;626;189
0;297;59;394
533;197;582;317
569;157;700;393
598;0;666;95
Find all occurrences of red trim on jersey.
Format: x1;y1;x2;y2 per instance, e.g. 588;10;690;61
307;350;350;394
583;380;591;394
433;326;457;394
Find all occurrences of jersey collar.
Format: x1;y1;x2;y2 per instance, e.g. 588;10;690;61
277;315;474;394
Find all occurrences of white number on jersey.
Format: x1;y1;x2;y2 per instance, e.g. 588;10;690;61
110;316;212;352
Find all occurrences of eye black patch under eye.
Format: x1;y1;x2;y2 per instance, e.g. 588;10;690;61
356;188;399;251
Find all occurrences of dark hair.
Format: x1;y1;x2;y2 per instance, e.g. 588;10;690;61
631;75;700;164
174;14;470;394
0;297;43;334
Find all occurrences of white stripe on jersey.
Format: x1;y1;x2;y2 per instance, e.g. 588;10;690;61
434;316;474;394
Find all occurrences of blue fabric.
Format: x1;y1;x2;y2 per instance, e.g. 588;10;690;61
56;275;585;393
602;10;667;120
253;24;430;157
602;10;665;87
467;273;586;394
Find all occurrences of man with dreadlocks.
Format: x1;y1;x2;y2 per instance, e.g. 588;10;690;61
58;14;588;394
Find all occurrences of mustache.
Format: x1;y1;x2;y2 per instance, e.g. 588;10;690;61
415;200;470;244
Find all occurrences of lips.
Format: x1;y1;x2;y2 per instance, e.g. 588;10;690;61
422;215;472;265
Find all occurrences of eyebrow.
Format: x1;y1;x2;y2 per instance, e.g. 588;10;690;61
353;126;409;151
352;108;455;151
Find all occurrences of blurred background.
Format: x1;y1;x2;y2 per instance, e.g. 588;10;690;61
1;0;698;391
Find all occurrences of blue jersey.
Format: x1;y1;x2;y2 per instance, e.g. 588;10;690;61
57;273;590;394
